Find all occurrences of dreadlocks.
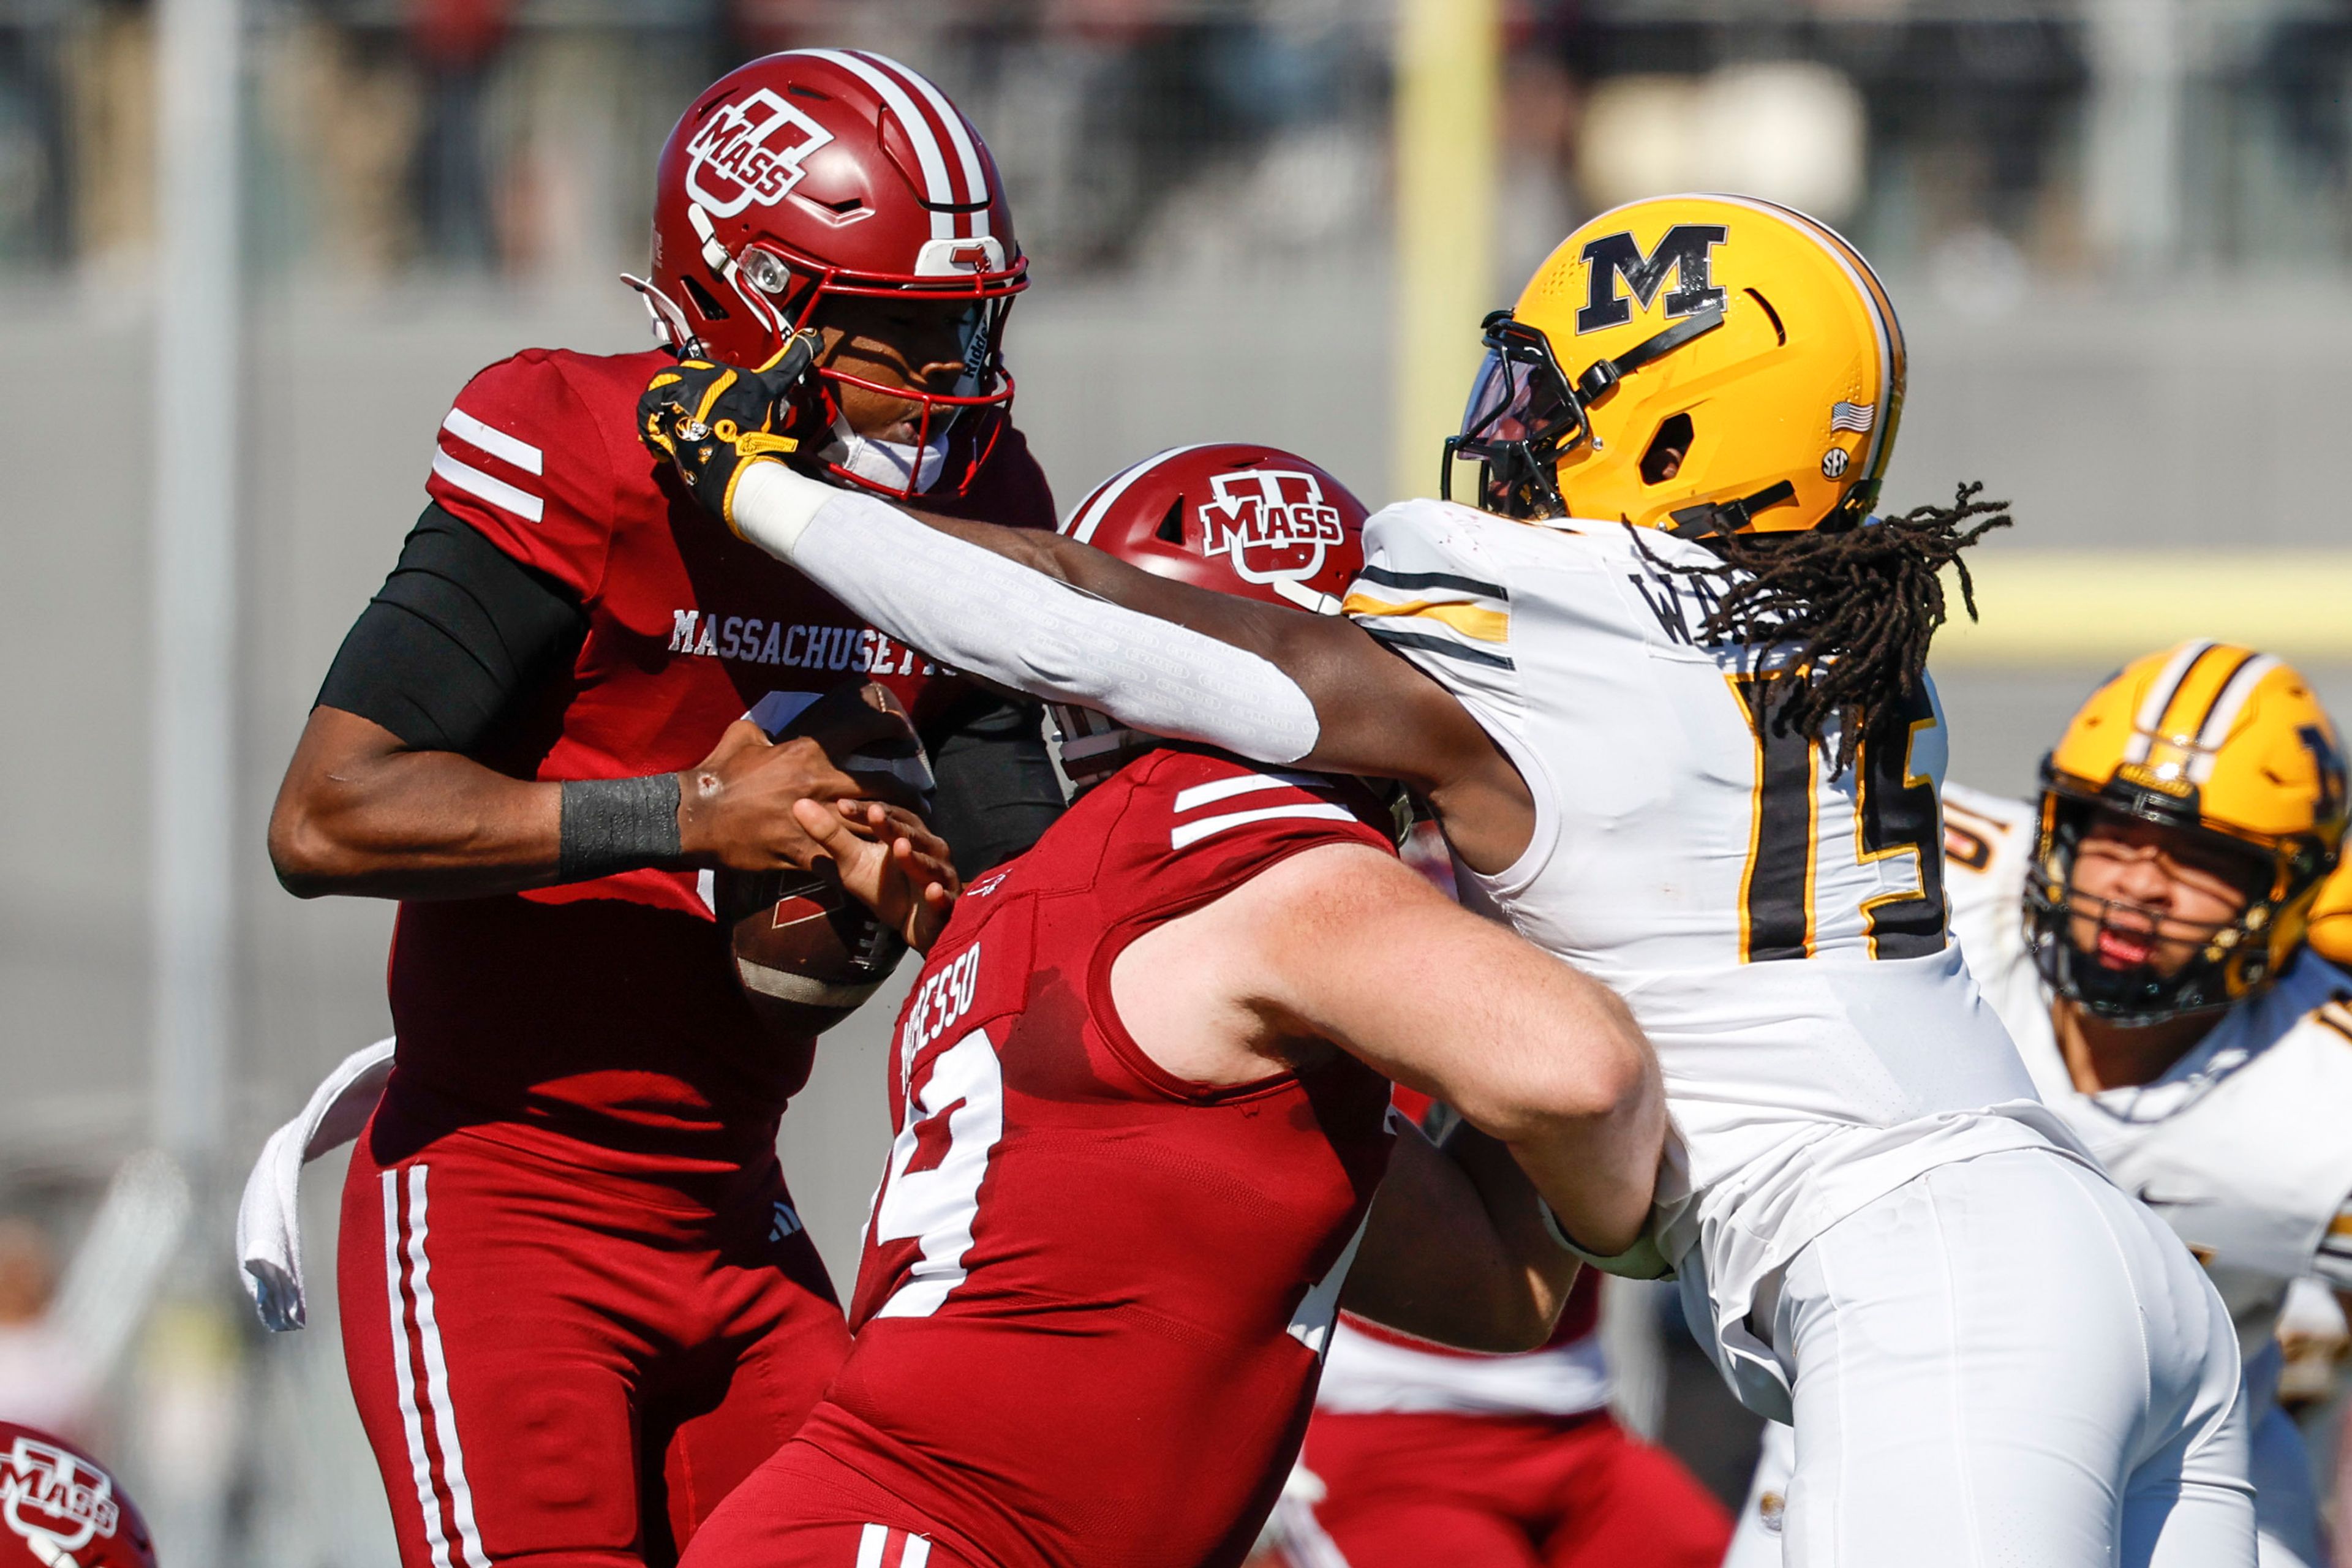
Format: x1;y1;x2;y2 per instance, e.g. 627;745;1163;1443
1638;483;2012;774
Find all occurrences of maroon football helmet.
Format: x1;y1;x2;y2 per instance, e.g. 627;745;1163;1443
0;1424;156;1568
636;49;1027;499
1051;443;1370;788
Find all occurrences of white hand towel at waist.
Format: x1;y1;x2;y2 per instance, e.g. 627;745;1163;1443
235;1038;396;1331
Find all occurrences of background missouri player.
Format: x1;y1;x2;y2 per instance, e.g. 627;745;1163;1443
647;194;2255;1566
1732;642;2352;1568
677;442;1665;1568
263;50;1063;1568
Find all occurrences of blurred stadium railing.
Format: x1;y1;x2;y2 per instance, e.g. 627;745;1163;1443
3;1;2352;1561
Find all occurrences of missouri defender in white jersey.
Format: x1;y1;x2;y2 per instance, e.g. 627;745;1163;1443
1732;792;2352;1568
1732;641;2351;1568
1346;499;2076;1397
654;195;2258;1566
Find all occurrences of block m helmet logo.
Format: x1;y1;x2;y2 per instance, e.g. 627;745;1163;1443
1575;224;1728;334
1199;470;1347;587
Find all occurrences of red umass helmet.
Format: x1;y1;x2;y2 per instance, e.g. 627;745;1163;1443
1051;443;1369;789
0;1423;156;1568
635;48;1027;499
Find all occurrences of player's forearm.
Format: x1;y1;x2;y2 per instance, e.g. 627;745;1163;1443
1324;943;1663;1253
1444;1123;1584;1333
1453;973;1663;1257
1498;1074;1664;1261
728;464;1324;764
270;706;698;900
1346;1124;1577;1351
268;741;567;900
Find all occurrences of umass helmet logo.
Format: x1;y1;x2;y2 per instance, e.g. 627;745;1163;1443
685;88;835;219
1;1436;119;1559
1199;470;1347;587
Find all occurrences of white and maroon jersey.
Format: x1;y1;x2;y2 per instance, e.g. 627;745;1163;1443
783;748;1398;1568
1340;500;2073;1419
1944;781;2352;1356
389;346;1055;1168
1316;1270;1611;1419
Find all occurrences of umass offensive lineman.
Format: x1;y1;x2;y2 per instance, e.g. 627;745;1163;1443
265;51;1061;1568
676;445;1665;1568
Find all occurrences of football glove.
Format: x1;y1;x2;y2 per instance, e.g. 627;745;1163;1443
640;331;823;529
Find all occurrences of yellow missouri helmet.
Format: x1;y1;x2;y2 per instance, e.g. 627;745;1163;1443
2027;641;2348;1020
1444;193;1902;536
2307;856;2352;969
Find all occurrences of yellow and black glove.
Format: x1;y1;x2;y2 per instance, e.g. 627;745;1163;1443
639;331;823;527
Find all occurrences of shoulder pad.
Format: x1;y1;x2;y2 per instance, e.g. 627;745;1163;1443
1941;780;2035;971
1942;782;2034;882
428;350;620;598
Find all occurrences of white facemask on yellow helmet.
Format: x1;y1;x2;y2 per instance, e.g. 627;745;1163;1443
1446;194;1905;537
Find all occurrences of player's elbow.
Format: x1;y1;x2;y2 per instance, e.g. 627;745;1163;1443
1469;1291;1566;1355
267;785;358;898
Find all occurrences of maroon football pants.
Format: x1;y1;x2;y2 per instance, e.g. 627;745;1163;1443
339;1095;850;1568
678;1436;988;1568
1296;1409;1732;1568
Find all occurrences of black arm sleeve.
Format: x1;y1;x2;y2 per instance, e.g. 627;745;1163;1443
921;691;1068;877
315;505;587;755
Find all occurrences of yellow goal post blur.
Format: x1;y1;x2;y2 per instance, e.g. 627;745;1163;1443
1392;0;1499;505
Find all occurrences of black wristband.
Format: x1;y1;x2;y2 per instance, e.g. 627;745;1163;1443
558;774;682;883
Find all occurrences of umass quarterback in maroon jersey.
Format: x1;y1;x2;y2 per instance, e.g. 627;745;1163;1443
676;447;1665;1568
266;51;1061;1568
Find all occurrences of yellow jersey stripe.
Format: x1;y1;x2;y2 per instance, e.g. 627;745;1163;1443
1341;594;1510;644
2329;1210;2352;1238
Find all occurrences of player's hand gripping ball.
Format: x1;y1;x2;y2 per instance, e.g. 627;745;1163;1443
712;682;941;1039
639;331;823;526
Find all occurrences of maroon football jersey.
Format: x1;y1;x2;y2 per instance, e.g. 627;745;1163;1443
388;346;1055;1167
776;748;1399;1568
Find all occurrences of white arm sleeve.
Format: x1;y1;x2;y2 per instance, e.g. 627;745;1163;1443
729;461;1321;764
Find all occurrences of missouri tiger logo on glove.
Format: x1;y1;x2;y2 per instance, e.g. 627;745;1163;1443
640;331;824;527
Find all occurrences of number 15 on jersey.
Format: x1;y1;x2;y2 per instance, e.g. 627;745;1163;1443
1728;670;1949;964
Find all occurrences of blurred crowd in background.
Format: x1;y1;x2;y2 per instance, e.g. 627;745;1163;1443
12;0;2352;290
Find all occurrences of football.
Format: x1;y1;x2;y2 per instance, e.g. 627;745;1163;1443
714;681;930;1038
718;861;908;1039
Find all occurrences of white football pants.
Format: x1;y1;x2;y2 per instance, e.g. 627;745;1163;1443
1715;1148;2252;1568
1730;1408;2313;1568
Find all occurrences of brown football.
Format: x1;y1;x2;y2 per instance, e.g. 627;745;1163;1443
714;680;929;1038
717;862;908;1038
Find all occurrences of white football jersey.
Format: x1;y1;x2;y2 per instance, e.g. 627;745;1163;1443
1345;499;2078;1414
1942;782;2352;1357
